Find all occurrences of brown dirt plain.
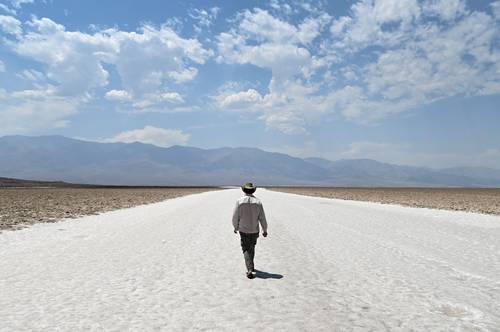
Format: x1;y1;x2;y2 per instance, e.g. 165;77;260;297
268;187;500;216
0;187;219;232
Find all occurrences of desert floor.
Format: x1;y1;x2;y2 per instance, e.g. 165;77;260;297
0;187;218;231
1;189;499;331
268;187;500;215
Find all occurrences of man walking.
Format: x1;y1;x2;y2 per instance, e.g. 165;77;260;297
232;182;268;279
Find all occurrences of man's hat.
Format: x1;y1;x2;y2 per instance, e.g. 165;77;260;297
242;182;256;191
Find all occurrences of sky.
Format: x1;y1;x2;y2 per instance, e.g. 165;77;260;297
0;0;499;168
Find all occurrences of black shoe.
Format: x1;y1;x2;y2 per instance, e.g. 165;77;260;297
246;271;255;279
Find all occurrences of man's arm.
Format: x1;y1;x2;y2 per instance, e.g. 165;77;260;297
232;201;240;233
258;203;268;236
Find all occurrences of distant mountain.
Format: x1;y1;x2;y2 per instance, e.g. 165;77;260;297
440;167;500;182
304;158;499;187
0;135;330;186
0;177;71;188
0;135;499;187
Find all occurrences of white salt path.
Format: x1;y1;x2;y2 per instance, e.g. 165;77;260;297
1;189;500;331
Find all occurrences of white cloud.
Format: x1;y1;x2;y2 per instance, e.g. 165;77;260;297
216;89;263;108
2;17;212;126
3;1;500;138
167;67;198;83
298;13;331;44
103;126;190;147
340;66;358;81
0;91;78;135
215;0;500;133
104;89;131;101
214;79;323;134
10;87;55;98
0;4;16;15
298;1;325;15
260;111;307;134
9;17;212;102
330;16;351;35
130;91;184;109
238;43;311;80
189;6;220;33
315;0;500;123
111;24;212;95
16;69;45;81
217;5;480;133
224;8;327;47
423;0;466;21
492;1;500;20
215;2;500;134
269;0;294;15
159;92;184;103
352;11;499;119
238;9;297;43
479;81;500;96
0;15;21;36
372;0;420;24
215;9;333;133
0;15;212;132
328;0;418;51
11;0;33;9
13;18;112;96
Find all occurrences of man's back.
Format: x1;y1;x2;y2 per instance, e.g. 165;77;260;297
233;183;268;278
232;194;267;234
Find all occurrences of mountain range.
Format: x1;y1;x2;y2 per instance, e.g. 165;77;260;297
0;135;499;187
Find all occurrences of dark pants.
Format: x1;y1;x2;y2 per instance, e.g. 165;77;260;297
239;232;259;272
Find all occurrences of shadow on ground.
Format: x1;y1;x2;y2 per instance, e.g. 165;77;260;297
254;270;283;279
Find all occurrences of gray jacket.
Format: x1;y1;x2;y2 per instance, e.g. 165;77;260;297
232;194;268;234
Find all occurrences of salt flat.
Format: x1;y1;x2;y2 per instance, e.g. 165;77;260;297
1;189;499;331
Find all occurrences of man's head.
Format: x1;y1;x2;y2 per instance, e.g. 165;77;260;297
242;182;256;195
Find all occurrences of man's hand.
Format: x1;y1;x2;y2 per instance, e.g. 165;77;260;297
263;231;268;237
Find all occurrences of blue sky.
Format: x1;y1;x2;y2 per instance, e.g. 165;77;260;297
1;0;499;168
